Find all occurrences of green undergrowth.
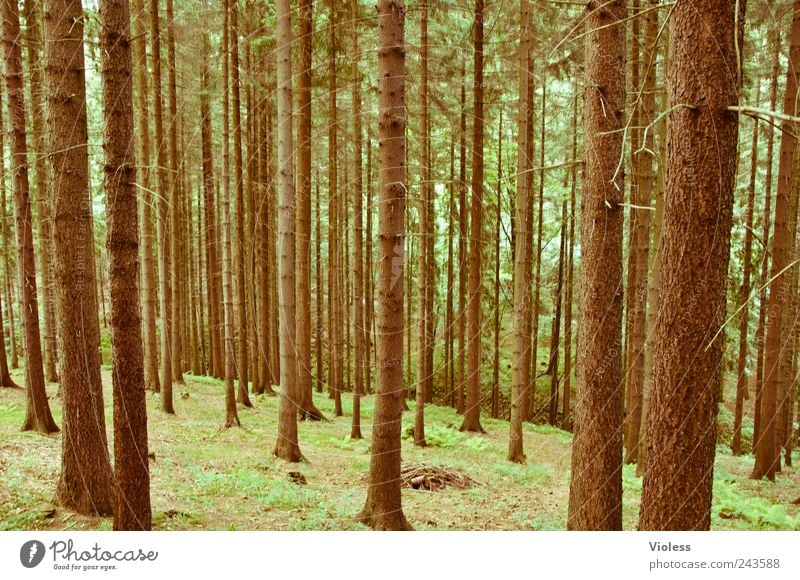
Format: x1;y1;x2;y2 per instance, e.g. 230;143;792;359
0;366;797;531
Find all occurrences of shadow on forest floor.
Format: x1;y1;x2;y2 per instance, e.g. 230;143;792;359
0;366;797;531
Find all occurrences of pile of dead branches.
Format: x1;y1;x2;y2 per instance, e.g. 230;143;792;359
400;463;479;492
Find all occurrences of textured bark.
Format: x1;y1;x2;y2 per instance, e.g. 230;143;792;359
46;0;114;515
461;0;485;434
100;0;152;529
414;0;430;446
753;0;799;482
491;114;502;420
274;0;302;462
297;0;322;420
357;0;412;530
445;138;455;406
732;82;761;456
562;85;578;431
2;0;57;434
350;0;364;440
639;0;739;529
509;0;530;464
23;0;57;384
315;169;324;394
150;0;174;414
0;293;17;387
365;138;375;394
567;0;625;531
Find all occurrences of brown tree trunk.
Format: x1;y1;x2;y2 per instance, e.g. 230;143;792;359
491;113;502;420
315;169;324;394
2;0;57;433
445;138;455;407
365;137;375;394
732;82;761;456
456;57;467;415
151;0;174;414
509;0;530;463
100;0;152;529
623;2;656;464
0;292;18;387
350;0;364;439
639;0;740;528
461;0;485;434
274;0;302;462
414;0;430;446
23;0;58;384
297;0;322;420
358;0;412;530
567;0;625;531
562;84;578;431
529;77;546;421
753;0;799;482
46;0;114;514
548;201;566;426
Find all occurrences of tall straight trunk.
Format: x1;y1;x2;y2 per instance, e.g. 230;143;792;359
23;0;57;384
753;0;800;482
131;0;159;390
461;0;485;434
315;169;324;394
358;0;411;530
548;202;566;425
165;0;184;385
365;137;375;394
623;2;656;463
296;0;321;418
46;0;114;514
562;84;578;431
99;0;152;529
508;0;530;464
274;0;302;462
639;0;740;528
151;0;174;413
491;113;502;420
2;0;57;433
529;76;546;420
567;0;625;531
258;95;276;394
754;33;780;445
732;82;761;455
415;0;430;446
456;57;467;415
350;0;364;439
445;137;455;406
0;292;18;387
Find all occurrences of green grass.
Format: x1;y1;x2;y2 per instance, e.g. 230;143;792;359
0;364;798;531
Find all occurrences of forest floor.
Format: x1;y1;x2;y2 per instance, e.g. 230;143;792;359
0;367;798;531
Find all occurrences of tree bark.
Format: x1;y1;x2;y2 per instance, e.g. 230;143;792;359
357;0;412;530
46;0;114;515
639;0;740;528
567;0;625;531
100;0;152;529
562;84;578;431
274;0;302;462
456;57;467;415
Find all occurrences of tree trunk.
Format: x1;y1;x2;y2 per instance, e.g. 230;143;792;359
567;0;625;531
562;84;578;431
492;113;502;420
753;0;799;482
548;201;566;426
150;0;174;414
23;0;58;384
99;0;152;529
639;0;740;528
46;0;114;515
0;292;18;387
461;0;485;434
529;76;546;421
357;0;412;530
2;0;58;433
365;137;375;394
456;57;467;415
509;0;530;463
274;0;302;462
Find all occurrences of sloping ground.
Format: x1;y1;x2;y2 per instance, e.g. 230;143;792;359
0;370;797;531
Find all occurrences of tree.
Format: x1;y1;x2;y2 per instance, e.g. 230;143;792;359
0;293;18;387
567;0;625;531
508;0;531;463
1;0;58;434
274;0;302;462
150;0;174;414
46;0;114;515
753;0;800;481
639;0;740;529
357;0;412;531
461;0;485;434
99;0;152;530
